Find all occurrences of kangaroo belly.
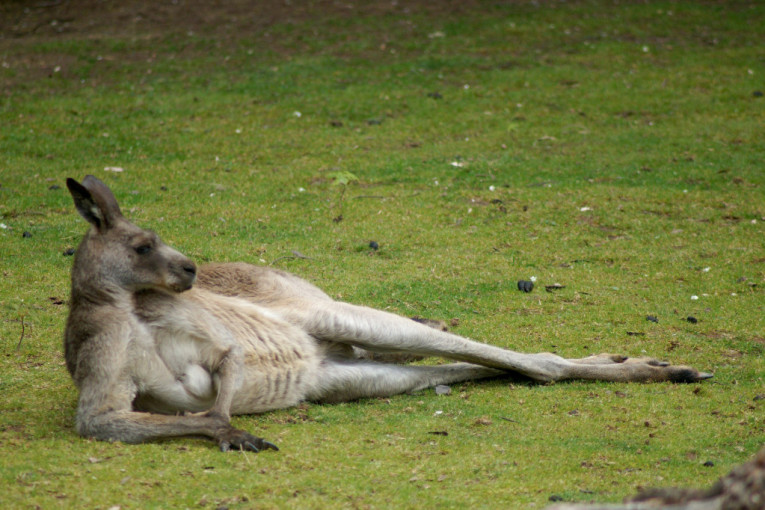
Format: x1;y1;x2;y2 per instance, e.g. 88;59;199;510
228;312;322;414
133;363;216;414
130;289;323;415
190;290;323;414
129;324;219;413
231;354;320;414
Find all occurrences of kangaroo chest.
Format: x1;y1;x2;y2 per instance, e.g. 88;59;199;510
129;289;322;414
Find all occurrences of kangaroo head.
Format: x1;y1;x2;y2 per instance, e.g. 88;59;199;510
66;175;197;296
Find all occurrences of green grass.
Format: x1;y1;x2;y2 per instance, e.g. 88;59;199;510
1;1;763;508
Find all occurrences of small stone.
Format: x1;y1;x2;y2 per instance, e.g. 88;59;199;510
369;241;379;250
22;231;32;238
435;385;451;396
686;316;698;324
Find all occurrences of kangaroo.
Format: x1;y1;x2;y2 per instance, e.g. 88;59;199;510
64;175;712;452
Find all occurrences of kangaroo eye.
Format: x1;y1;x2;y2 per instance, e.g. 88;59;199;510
135;245;152;255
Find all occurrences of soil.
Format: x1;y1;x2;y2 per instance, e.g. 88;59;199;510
0;0;485;43
0;0;494;91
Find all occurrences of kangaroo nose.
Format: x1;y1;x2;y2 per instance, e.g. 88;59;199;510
183;263;197;276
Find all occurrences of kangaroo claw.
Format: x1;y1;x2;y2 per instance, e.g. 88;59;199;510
668;367;714;383
261;440;279;451
236;438;279;453
217;427;278;453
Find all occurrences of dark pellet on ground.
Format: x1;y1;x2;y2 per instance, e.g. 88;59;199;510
517;280;534;292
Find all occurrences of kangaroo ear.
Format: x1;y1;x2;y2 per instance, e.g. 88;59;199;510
66;175;123;231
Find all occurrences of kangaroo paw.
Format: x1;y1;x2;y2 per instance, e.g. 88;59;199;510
666;366;714;383
217;427;279;453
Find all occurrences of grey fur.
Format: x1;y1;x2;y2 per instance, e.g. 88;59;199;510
64;176;712;452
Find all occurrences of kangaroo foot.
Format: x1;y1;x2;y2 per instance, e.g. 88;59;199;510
217;426;279;453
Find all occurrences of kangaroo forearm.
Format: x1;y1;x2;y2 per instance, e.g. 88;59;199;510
77;410;222;444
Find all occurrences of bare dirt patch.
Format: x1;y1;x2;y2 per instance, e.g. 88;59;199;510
0;0;498;91
1;0;489;43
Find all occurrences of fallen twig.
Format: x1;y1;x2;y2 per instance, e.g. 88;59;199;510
270;250;313;266
16;316;25;351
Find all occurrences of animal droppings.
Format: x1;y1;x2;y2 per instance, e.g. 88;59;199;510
517;280;534;292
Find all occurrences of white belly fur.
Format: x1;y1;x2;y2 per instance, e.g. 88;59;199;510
132;289;322;415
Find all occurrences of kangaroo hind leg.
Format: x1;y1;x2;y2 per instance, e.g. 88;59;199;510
307;360;504;404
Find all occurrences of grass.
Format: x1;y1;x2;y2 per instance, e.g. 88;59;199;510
1;1;763;508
